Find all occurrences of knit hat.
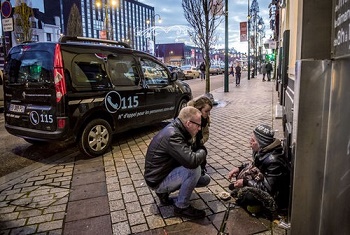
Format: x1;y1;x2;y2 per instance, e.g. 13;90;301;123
253;124;274;148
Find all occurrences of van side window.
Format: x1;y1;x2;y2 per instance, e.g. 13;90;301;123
72;54;110;90
107;55;139;86
140;59;168;85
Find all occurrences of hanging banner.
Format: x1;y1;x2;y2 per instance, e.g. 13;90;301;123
240;22;247;42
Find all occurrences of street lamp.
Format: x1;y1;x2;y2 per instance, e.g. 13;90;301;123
146;14;162;25
247;0;251;80
96;0;118;40
145;14;162;55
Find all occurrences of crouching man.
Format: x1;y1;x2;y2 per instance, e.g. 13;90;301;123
144;106;210;219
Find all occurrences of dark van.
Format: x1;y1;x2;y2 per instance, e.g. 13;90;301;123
3;36;192;157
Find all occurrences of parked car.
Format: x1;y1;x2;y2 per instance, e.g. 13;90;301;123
180;65;200;79
167;65;185;80
209;65;221;75
3;36;192;157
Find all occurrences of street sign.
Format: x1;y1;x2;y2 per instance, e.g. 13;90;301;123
1;1;12;18
2;18;13;32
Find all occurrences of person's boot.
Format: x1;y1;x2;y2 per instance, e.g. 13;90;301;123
156;193;174;205
174;204;206;219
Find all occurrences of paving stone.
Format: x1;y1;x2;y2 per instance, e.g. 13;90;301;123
37;220;63;232
34;179;54;186
111;210;127;223
69;182;107;201
65;196;110;222
108;190;122;200
0;218;26;229
131;223;149;234
121;184;135;194
18;209;42;219
225;208;269;235
0;204;16;214
71;171;105;187
9;225;37;235
146;215;165;229
27;214;53;225
112;221;130;235
122;192;138;203
125;201;142;213
105;176;119;184
109;199;125;211
0;211;19;221
63;215;112;235
128;211;146;226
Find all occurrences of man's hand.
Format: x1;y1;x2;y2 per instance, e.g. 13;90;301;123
227;167;240;181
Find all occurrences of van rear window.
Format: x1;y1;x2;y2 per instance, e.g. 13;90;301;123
5;50;53;84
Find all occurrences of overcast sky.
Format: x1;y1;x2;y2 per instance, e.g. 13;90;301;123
139;0;272;53
4;0;271;53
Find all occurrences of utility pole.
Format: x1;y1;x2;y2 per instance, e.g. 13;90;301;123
224;0;229;92
247;0;251;80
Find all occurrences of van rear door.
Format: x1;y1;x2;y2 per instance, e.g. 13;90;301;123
4;43;61;137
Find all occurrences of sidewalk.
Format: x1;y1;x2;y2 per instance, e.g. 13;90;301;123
0;74;287;235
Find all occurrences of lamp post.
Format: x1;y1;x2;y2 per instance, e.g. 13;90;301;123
146;14;162;55
247;0;251;80
224;0;229;92
96;0;118;40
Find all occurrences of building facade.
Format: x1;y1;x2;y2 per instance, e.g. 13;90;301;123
44;0;155;52
271;0;350;234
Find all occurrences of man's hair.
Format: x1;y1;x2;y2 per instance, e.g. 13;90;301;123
187;96;213;111
178;106;201;122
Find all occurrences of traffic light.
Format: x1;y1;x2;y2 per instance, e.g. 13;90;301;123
265;53;275;61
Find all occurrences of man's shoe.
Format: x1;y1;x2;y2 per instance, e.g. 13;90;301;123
156;193;174;205
174;205;206;219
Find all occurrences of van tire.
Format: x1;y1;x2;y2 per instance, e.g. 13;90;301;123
79;119;112;157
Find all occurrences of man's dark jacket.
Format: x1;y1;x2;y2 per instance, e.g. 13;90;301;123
144;118;207;188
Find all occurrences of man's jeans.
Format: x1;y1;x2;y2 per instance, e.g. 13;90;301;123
155;166;210;208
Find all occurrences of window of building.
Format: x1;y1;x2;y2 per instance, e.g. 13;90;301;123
46;33;52;41
32;35;39;42
31;21;36;28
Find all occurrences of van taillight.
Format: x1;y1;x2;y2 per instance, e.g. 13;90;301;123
53;44;66;103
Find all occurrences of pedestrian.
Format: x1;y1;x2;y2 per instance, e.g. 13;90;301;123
199;62;206;80
188;96;213;177
261;61;267;81
227;124;290;217
266;61;273;81
235;63;242;86
187;96;213;146
144;106;210;219
230;64;235;78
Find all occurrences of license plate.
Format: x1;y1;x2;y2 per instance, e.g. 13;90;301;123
9;104;25;113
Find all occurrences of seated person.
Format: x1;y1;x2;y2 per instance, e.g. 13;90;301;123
144;106;210;219
227;124;290;216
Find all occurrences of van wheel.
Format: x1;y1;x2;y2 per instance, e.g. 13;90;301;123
175;99;187;117
79;119;112;157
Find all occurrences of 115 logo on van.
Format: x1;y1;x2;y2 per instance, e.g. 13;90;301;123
29;111;53;125
105;91;139;113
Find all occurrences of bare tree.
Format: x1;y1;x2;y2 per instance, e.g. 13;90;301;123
14;0;34;42
67;3;83;37
182;0;224;93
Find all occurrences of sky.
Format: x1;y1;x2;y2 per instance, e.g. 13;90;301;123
3;0;271;54
139;0;272;53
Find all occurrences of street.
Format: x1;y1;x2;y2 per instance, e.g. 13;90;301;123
0;74;228;177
